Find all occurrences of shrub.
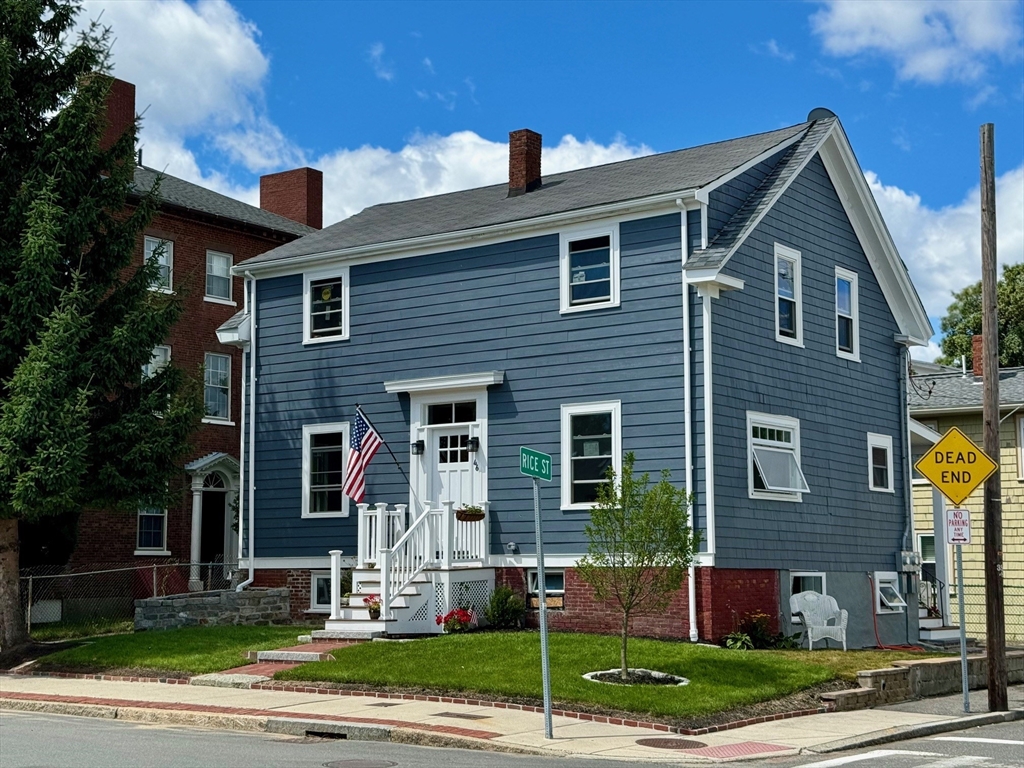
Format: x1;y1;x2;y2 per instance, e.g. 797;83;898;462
723;631;753;651
484;586;525;629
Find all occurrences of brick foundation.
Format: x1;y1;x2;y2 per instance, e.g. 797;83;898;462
496;566;780;642
253;569;313;622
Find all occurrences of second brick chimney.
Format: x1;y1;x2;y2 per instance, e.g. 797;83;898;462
260;167;323;230
508;129;542;197
100;78;136;152
972;334;985;378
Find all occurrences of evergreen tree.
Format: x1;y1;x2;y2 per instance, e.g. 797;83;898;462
0;0;203;650
937;263;1024;368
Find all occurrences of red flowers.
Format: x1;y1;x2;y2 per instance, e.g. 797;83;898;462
436;607;474;633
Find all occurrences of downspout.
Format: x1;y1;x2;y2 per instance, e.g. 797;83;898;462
702;292;715;559
899;344;914;641
236;272;257;591
235;278;249;569
678;202;698;642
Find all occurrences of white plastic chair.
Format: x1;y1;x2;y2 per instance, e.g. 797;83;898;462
790;590;848;651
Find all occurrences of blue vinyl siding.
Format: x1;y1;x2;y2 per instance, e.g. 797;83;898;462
709;154;905;571
252;213;687;558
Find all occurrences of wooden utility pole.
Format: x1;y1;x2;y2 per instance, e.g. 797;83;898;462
979;123;1007;711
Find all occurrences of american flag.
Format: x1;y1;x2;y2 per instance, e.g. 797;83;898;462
343;410;383;503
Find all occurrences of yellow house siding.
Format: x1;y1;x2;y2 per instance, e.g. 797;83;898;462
911;413;1024;643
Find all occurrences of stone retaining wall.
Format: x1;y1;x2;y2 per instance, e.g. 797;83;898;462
851;651;1024;707
134;588;290;631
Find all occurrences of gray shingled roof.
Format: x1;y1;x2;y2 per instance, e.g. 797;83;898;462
132;166;315;238
909;368;1024;413
240;122;811;268
685;118;834;271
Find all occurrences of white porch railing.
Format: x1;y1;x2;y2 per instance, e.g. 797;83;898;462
344;500;490;620
356;502;408;567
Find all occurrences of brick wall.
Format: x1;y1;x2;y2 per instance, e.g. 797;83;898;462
72;206;295;568
696;568;780;641
254;568;312;622
496;566;693;639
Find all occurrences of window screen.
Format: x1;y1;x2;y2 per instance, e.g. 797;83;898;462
568;235;611;305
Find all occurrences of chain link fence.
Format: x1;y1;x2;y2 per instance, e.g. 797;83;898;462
950;581;1024;648
20;560;238;640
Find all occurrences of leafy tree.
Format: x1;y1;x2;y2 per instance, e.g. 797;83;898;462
937;263;1024;368
0;0;203;650
576;453;700;681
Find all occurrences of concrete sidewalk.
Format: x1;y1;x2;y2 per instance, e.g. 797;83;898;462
1;675;1020;763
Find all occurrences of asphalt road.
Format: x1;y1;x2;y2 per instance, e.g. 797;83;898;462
776;720;1024;768
0;711;638;768
0;711;1020;767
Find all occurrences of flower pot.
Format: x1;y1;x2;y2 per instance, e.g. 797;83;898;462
455;509;485;522
369;608;381;620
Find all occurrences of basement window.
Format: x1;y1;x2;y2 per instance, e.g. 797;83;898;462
875;571;908;614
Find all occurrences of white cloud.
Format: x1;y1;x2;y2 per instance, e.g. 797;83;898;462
423;57;435;75
368;42;395;82
78;0;292;197
811;0;1022;84
910;339;943;363
315;132;652;224
867;163;1024;360
752;39;795;61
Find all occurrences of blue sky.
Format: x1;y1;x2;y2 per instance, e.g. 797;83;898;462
82;0;1024;358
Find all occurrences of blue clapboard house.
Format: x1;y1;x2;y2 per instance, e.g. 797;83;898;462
220;111;933;646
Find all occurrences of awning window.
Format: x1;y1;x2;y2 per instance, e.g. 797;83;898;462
752;446;810;494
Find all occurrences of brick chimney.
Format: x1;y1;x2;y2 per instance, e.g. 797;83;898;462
972;334;984;378
508;129;542;197
99;78;136;152
260;167;323;229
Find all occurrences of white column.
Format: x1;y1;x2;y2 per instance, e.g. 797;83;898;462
441;500;454;569
931;487;952;625
188;474;204;591
329;549;343;620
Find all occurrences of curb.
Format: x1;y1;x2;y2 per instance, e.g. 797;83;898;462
806;709;1024;754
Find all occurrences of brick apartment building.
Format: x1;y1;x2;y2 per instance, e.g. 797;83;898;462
68;79;322;589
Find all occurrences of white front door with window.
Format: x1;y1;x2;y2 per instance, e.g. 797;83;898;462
427;427;474;509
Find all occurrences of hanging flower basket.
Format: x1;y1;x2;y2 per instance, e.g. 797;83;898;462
455;505;485;522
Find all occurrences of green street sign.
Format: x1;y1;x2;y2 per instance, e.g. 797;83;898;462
520;446;552;482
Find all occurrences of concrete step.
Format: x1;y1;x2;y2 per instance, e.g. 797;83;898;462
920;616;945;629
312;628;384;641
920;626;965;642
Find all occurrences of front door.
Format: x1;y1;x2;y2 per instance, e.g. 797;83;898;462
427;427;474;509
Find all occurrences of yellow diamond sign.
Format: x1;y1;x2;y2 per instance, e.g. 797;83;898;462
914;426;998;506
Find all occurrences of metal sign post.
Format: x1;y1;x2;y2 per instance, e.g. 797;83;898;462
916;432;997;716
946;507;973;713
521;446;553;740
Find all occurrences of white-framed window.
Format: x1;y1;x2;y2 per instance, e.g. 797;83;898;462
205;250;233;302
918;533;936;566
303;267;350;344
136;506;167;553
560;401;622;510
203;353;231;422
144;236;173;292
528;569;565;594
559;225;620;314
310;571;332;612
867;433;894;492
142;345;171;379
835;267;859;361
875;571;908;613
747;411;809;500
790;571;826;623
301;422;351;518
774;243;802;346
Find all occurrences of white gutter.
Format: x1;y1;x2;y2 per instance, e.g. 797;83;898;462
678;203;699;642
234;190;701;278
236;272;257;592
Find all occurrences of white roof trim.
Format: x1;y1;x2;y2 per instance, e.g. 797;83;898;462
185;451;240;476
909;418;942;445
694;130;807;204
384;371;505;394
816;123;933;345
235;191;700;278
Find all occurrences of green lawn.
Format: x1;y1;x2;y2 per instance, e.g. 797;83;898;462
275;632;858;719
36;626;304;676
30;618;134;642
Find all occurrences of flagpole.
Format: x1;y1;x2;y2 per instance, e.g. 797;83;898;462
356;405;424;510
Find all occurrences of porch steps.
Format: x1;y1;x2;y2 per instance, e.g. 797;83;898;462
920;617;945;630
920;625;967;642
311;628;385;641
